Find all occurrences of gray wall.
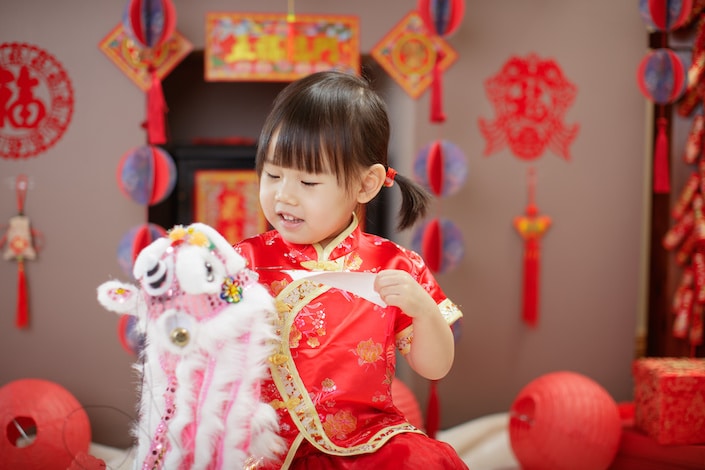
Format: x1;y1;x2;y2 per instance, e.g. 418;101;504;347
0;1;649;448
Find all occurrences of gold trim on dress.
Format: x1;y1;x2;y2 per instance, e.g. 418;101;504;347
269;274;424;463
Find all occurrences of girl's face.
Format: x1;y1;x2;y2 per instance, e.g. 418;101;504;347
259;159;360;249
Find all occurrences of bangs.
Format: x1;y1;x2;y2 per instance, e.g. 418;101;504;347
268;120;342;177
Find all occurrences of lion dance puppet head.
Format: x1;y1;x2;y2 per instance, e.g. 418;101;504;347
97;223;283;469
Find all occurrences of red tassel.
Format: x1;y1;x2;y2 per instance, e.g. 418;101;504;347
425;380;440;439
147;69;167;145
430;50;446;123
653;117;671;193
16;259;29;329
522;237;540;327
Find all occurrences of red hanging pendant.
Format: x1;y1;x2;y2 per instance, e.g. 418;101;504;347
1;175;40;329
513;168;552;327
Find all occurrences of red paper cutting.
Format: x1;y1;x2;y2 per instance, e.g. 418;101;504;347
0;43;74;159
479;54;579;161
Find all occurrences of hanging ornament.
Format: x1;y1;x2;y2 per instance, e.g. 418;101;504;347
637;0;691;194
411;218;465;274
413;139;468;197
1;175;43;329
639;0;694;32
513;167;551;327
116;145;177;206
416;0;465;123
637;48;688;105
122;0;177;50
370;12;457;100
637;48;689;194
122;0;177;145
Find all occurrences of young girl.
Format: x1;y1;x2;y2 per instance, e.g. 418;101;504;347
236;70;467;469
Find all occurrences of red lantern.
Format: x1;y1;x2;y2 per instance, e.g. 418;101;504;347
509;372;622;470
0;379;91;469
416;0;465;123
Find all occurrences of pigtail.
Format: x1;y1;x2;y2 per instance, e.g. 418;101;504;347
393;172;431;231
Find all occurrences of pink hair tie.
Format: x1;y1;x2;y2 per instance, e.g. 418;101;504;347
384;167;397;187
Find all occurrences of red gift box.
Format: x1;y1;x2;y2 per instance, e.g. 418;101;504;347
632;357;705;445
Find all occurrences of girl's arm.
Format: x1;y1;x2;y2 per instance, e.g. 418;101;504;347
374;269;455;380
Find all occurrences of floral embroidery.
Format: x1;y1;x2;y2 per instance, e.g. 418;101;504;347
290;301;327;351
289;327;303;348
322;409;357;440
395;331;413;355
271;279;289;296
352;339;384;367
343;252;362;270
321;378;336;393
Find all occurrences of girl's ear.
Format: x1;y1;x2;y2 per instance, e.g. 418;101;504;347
357;163;386;204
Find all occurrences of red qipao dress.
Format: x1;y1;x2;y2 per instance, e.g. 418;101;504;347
235;216;467;469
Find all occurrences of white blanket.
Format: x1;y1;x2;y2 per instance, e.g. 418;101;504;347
90;412;519;469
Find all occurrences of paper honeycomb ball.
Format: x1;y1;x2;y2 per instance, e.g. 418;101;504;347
117;222;168;278
413;139;468;197
509;371;622;470
0;379;91;469
122;0;177;50
411;217;465;274
117;145;177;206
636;48;688;105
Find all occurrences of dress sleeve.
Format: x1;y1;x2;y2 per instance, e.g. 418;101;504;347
393;247;463;355
407;249;463;325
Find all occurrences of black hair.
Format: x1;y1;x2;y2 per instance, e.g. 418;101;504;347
256;70;430;230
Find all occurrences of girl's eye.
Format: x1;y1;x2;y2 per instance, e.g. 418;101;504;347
265;172;280;180
302;181;318;187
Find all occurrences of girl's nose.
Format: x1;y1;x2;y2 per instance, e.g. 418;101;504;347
274;180;297;204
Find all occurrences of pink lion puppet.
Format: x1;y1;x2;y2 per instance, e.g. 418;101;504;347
97;223;284;469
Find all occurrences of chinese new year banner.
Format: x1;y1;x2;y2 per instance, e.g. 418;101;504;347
205;12;359;81
194;169;268;245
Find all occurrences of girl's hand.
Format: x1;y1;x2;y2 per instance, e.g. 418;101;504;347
374;269;437;319
374;269;456;380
